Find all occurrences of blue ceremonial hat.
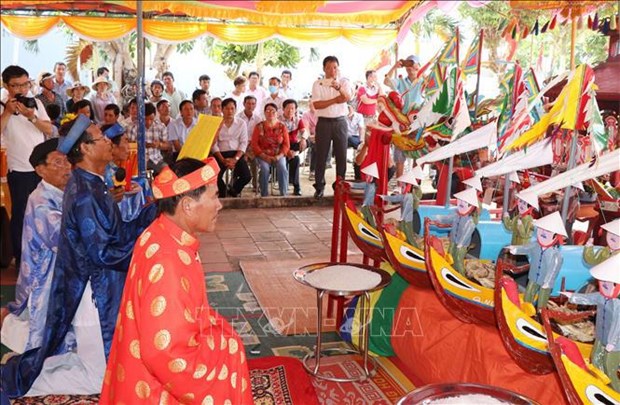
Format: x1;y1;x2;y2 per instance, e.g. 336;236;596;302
406;55;420;64
58;114;92;154
103;123;125;140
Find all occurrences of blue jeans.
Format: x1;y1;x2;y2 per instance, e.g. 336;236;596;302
257;157;289;196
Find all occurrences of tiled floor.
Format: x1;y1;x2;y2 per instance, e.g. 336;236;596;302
200;206;363;273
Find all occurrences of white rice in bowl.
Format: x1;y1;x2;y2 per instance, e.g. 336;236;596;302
304;265;382;292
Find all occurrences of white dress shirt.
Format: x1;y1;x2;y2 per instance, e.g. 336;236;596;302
211;116;248;153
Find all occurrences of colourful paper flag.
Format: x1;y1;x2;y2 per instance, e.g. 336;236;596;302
462;35;480;76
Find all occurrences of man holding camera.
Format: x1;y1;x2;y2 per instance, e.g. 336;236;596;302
1;65;53;267
311;56;352;199
384;54;426;183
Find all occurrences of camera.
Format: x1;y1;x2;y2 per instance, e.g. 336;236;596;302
15;94;38;110
320;79;334;87
399;59;415;67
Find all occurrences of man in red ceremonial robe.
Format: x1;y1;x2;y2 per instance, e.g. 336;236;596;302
100;157;252;404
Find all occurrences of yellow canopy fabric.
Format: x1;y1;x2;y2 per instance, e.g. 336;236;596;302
0;15;397;46
0;1;418;45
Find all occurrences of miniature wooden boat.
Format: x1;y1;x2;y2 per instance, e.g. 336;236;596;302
541;309;619;405
380;226;430;289
494;275;593;375
423;218;496;324
342;201;386;263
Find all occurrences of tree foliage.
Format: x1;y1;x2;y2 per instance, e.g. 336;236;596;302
212;39;301;79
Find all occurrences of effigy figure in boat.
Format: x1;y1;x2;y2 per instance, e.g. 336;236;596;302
380;167;424;248
509;211;566;311
564;254;620;391
359;162;380;227
503;193;537;246
435;187;480;275
583;218;620;266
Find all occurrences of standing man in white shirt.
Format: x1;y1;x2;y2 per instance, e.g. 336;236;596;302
162;71;186;119
280;69;296;100
1;65;54;266
211;98;251;198
246;71;269;112
311;56;351;199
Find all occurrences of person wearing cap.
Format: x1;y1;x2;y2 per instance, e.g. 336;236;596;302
564;254;620;390
1;138;71;355
65;82;90;114
100;158;252;404
90;75;117;125
149;79;164;104
583;218;620;266
1;65;53;267
52;62;72;105
508;211;567;311
102;122;148;222
380;166;424;247
435;188;480;274
36;71;66;121
503;194;537;246
384;54;425;183
1;115;157;398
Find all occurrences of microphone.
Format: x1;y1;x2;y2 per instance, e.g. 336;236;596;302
113;167;127;188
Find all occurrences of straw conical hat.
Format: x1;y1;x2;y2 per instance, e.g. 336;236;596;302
533;211;568;237
361;162;379;179
454;187;478;207
589;254;620;284
462;174;482;191
601;218;620;237
516;190;539;211
508;171;520;184
396;165;424;186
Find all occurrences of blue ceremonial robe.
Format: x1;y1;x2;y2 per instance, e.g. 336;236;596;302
2;167;156;398
3;181;68;353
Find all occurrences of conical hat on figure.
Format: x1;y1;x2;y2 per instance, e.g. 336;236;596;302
589;254;620;284
462;174;482;191
601;218;620;237
361;162;379;179
454;187;478;207
533;211;568;238
396;165;424;186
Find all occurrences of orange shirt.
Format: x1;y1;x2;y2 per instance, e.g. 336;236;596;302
100;214;252;404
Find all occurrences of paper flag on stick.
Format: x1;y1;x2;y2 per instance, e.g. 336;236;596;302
592;13;599;30
177;114;223;161
549;15;557;30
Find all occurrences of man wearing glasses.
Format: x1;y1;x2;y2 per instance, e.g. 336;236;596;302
1;65;53;267
1;138;71;356
2;115;156;398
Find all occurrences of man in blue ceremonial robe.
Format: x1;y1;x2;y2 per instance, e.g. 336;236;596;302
1;114;156;398
1;139;71;354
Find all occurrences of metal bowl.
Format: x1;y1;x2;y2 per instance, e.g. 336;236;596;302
397;383;539;405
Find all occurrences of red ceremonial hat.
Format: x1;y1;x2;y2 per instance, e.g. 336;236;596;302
152;157;220;200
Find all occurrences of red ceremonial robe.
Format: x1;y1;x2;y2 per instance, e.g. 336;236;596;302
100;214;252;404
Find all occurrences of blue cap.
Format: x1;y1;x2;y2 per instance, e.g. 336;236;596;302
57;114;92;154
406;55;420;64
103;123;125;140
